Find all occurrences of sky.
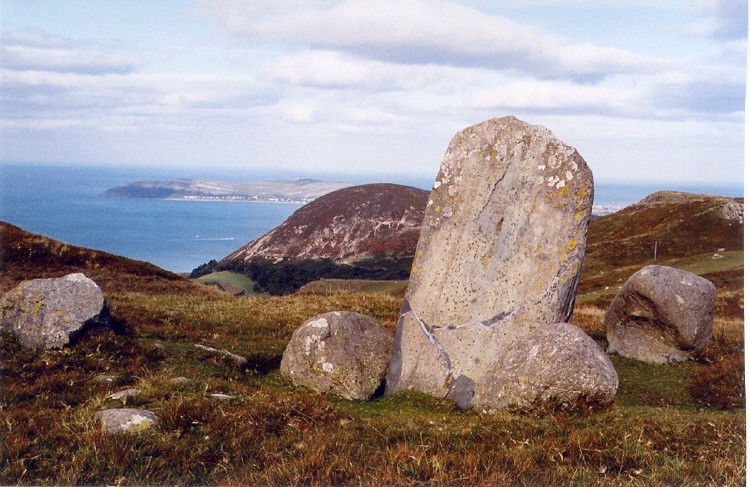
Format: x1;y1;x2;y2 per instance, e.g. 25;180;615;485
0;0;746;184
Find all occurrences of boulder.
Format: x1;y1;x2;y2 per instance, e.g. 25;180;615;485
95;408;158;434
0;273;111;349
281;311;394;400
386;116;615;411
472;323;618;411
605;265;715;363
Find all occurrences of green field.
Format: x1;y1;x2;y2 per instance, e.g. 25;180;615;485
192;271;256;295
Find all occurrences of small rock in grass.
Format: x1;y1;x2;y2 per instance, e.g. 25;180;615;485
95;408;158;434
107;388;141;401
194;343;247;366
169;376;190;384
209;393;235;400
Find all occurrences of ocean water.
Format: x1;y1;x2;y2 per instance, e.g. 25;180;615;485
0;163;742;273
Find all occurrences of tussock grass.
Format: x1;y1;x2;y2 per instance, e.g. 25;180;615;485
1;292;745;486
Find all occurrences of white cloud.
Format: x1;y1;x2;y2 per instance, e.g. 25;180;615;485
1;30;134;74
206;0;667;79
685;0;748;40
266;50;479;91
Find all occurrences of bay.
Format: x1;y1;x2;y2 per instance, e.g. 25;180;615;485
0;163;742;273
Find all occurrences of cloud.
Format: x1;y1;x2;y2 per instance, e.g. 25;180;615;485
266;50;479;91
1;30;135;74
685;0;748;40
205;0;667;80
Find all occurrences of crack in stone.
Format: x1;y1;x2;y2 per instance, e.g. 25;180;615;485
402;301;453;372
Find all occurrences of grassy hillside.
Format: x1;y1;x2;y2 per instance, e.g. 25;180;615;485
0;222;213;296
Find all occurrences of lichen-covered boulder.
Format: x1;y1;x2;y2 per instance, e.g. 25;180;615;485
386;116;614;411
95;408;158;434
605;265;716;363
281;311;394;400
0;273;111;349
472;323;618;412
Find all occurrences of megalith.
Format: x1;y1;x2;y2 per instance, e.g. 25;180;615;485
0;273;111;349
386;116;616;411
281;311;394;400
605;265;715;363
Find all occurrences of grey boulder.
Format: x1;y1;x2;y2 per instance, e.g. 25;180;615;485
281;311;394;400
95;408;158;434
605;265;716;363
472;323;618;412
0;273;111;349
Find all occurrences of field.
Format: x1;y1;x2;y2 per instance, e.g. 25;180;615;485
1;288;744;486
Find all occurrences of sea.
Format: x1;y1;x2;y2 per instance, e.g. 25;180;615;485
0;163;743;273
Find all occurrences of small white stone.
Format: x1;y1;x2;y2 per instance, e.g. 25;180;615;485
433;181;442;189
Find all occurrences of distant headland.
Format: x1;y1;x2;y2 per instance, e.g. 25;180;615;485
102;179;353;204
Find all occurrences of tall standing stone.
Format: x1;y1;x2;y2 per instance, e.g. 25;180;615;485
386;116;615;410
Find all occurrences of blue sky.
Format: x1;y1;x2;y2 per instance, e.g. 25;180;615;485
0;0;746;184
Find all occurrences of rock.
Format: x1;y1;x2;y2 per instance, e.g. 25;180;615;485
386;116;606;412
194;344;248;366
93;374;115;383
95;408;158;434
107;388;141;401
209;393;235;400
281;311;394;400
473;323;618;411
0;273;111;349
169;376;190;384
605;265;716;363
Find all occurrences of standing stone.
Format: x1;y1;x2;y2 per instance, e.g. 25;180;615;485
605;265;716;363
0;273;111;349
281;311;394;400
386;116;615;411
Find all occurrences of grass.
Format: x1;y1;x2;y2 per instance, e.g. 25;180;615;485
1;290;745;486
192;271;256;295
297;278;409;296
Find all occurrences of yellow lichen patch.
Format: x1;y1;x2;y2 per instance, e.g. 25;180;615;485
567;239;577;251
561;186;568;197
575;188;588;199
574;213;582;222
434;205;441;213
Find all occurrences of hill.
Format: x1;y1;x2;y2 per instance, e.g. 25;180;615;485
199;183;429;294
578;191;743;314
0;222;212;296
225;183;429;263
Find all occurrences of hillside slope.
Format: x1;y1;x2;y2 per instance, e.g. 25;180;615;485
226;183;429;264
0;222;212;296
578;191;743;312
